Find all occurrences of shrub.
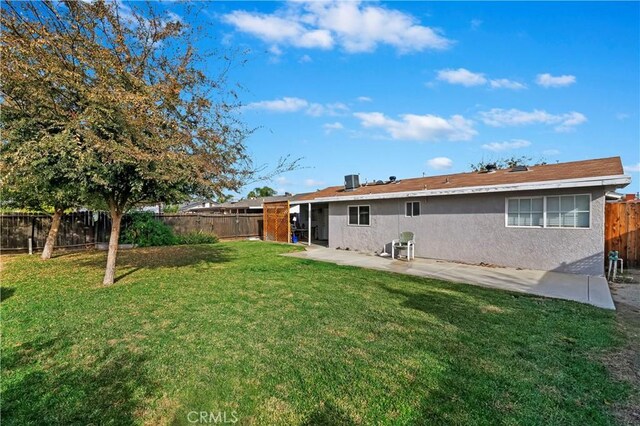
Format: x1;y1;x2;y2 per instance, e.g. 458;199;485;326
176;231;219;245
121;212;177;247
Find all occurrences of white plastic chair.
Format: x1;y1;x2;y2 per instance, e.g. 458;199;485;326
392;232;415;261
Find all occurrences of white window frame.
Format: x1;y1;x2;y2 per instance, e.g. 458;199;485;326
405;201;420;217
505;193;591;229
545;194;591;229
504;196;544;228
347;205;371;226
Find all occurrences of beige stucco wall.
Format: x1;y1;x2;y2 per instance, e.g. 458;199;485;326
328;187;608;276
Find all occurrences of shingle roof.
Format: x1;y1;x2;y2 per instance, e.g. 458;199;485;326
212;193;314;209
296;157;625;201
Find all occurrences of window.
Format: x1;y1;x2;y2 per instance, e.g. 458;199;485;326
507;197;543;227
506;194;590;229
348;205;370;226
546;195;590;228
406;201;420;217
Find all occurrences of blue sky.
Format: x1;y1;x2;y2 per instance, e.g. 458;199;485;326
170;1;639;196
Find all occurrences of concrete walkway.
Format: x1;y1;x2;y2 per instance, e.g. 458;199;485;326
284;247;615;310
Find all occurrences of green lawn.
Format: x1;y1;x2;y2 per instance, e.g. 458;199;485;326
1;242;632;425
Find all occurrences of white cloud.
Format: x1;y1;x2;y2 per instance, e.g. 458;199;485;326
244;97;349;116
299;54;312;63
436;69;525;90
481;139;531;152
269;45;283;56
625;163;640;173
542;149;560;156
437;68;487;86
427;157;453;170
304;178;325;187
222;1;452;54
470;19;482;30
244;97;309;113
275;176;291;185
354;111;476;142
616;112;629;121
535;73;576;88
323;121;344;134
478;108;587;132
166;11;183;24
357;96;373;102
222;11;333;49
489;79;527;90
306;102;349;117
554;112;587;132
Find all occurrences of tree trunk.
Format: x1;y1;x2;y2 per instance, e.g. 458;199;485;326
41;208;63;260
103;207;123;285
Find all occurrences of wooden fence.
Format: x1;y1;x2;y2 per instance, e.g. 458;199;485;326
158;214;262;239
0;212;110;253
0;212;262;252
263;201;290;243
605;202;640;268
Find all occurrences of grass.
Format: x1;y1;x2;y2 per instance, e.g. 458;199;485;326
1;241;632;425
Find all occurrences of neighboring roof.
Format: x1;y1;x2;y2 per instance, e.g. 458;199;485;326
294;157;630;203
179;200;218;212
201;193;313;210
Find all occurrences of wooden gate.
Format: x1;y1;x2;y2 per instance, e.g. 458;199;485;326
263;201;290;243
605;202;640;267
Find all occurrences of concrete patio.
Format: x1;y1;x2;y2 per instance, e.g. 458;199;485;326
284;246;615;310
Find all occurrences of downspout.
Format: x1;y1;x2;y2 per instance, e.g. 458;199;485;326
308;203;311;246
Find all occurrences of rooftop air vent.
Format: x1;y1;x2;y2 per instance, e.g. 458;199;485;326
344;174;360;191
510;165;529;172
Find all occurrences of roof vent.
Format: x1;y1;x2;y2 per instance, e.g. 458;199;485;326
344;174;360;191
510;165;529;172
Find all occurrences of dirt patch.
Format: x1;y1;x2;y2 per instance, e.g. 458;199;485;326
605;269;640;425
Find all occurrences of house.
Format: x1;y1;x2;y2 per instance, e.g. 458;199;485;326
179;200;218;213
284;157;631;276
186;194;312;215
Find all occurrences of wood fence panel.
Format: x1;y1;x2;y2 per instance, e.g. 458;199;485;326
1;212;262;251
158;214;262;239
605;202;640;267
263;201;290;243
1;212;101;252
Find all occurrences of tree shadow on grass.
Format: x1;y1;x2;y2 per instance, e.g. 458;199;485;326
303;402;356;426
302;401;356;425
374;279;625;424
74;244;236;283
51;248;93;259
0;287;15;302
2;334;157;426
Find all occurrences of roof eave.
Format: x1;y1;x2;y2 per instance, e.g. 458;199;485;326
301;174;632;203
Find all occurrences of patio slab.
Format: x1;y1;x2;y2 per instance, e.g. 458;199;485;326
284;247;615;310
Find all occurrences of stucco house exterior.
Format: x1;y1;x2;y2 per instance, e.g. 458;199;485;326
290;157;631;276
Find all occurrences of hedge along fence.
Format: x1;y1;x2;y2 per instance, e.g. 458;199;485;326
0;212;263;252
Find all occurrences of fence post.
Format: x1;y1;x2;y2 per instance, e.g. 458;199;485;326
28;237;33;255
